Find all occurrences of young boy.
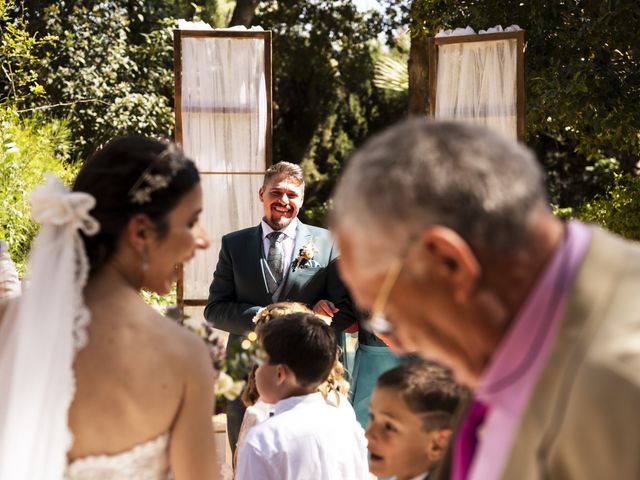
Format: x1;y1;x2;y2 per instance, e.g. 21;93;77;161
235;312;368;480
366;359;466;480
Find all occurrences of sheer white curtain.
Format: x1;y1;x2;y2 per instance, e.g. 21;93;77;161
181;35;267;172
435;37;518;140
179;34;268;299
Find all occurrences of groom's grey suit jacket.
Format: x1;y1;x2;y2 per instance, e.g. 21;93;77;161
204;221;357;347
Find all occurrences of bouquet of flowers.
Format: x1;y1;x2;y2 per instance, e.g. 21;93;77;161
165;306;261;412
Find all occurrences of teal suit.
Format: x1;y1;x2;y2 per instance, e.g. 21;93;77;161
204;220;357;451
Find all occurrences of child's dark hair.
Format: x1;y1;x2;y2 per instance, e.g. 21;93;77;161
72;136;199;274
257;312;337;388
376;359;467;432
242;302;313;407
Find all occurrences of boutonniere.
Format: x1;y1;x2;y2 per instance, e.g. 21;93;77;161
292;237;319;271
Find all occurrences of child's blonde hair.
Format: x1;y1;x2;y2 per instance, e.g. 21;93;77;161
241;301;350;407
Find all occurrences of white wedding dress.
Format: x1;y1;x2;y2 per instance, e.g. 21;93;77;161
0;176;175;480
64;433;170;480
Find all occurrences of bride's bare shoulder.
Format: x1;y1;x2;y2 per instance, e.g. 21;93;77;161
152;311;213;373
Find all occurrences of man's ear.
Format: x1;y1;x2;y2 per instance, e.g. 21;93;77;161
426;428;452;462
259;185;265;203
420;226;481;303
126;214;154;252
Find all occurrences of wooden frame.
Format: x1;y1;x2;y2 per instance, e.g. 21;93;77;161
428;30;525;142
173;29;273;309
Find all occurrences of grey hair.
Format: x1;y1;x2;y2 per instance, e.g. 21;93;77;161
331;118;548;257
264;161;304;188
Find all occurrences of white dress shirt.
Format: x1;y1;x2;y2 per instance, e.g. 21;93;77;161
261;218;298;280
391;472;430;480
235;392;369;480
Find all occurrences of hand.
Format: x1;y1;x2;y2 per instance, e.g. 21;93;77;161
313;299;339;325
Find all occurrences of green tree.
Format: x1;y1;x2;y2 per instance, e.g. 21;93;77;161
578;173;640;240
396;0;640;210
38;1;174;158
254;0;406;224
0;113;78;271
0;0;56;107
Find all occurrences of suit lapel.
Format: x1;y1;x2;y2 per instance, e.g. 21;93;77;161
278;221;311;300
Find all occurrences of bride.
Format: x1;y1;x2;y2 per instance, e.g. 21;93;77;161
0;137;219;479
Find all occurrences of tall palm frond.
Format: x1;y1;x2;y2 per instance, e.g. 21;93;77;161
373;55;408;92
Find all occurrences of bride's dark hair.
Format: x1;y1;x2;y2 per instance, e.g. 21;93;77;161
73;136;200;274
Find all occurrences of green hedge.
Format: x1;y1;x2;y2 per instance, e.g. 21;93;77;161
577;173;640;241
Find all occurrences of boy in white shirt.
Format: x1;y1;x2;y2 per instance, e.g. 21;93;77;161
235;312;368;480
366;359;467;480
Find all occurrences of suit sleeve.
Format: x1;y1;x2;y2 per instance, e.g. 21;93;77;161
324;244;359;333
203;236;261;335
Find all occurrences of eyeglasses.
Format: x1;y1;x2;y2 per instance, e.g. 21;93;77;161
366;259;402;336
365;251;408;337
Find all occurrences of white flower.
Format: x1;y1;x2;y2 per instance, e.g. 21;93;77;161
131;188;152;205
30;174;100;235
252;306;266;324
214;371;245;401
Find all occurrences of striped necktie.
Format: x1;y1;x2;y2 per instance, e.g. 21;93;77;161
266;231;285;294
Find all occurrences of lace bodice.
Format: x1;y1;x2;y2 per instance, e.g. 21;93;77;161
64;433;170;480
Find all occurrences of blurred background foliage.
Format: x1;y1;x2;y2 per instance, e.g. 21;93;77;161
399;0;640;237
1;0;639;274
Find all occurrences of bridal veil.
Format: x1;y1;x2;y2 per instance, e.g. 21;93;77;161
0;175;99;479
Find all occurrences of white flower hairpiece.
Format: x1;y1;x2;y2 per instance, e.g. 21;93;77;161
128;143;189;205
252;307;266;324
30;173;100;235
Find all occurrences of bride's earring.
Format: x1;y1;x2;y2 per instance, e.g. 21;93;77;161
141;245;149;273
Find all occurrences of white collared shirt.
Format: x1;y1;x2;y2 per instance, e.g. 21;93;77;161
391;472;430;480
261;218;298;279
235;392;369;480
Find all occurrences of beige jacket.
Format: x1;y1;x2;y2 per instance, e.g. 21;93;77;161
437;226;640;479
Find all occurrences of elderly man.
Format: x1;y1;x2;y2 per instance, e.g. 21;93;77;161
332;118;640;480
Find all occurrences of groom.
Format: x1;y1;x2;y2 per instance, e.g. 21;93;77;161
204;161;357;452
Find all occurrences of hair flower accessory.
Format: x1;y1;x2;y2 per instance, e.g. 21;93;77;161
30;173;100;235
129;143;189;205
292;237;319;271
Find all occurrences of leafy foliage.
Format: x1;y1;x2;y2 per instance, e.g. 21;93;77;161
254;0;407;225
394;0;640;210
577;173;640;240
0;0;56;106
39;1;175;158
0;112;78;272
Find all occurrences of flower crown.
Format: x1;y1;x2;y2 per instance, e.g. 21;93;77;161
128;143;189;205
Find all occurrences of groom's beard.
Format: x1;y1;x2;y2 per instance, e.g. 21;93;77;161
267;216;293;230
264;213;295;230
266;204;296;230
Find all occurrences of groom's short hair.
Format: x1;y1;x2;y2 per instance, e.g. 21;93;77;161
258;312;336;388
263;161;304;187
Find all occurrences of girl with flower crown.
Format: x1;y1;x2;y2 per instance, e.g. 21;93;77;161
0;137;219;479
233;301;354;470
